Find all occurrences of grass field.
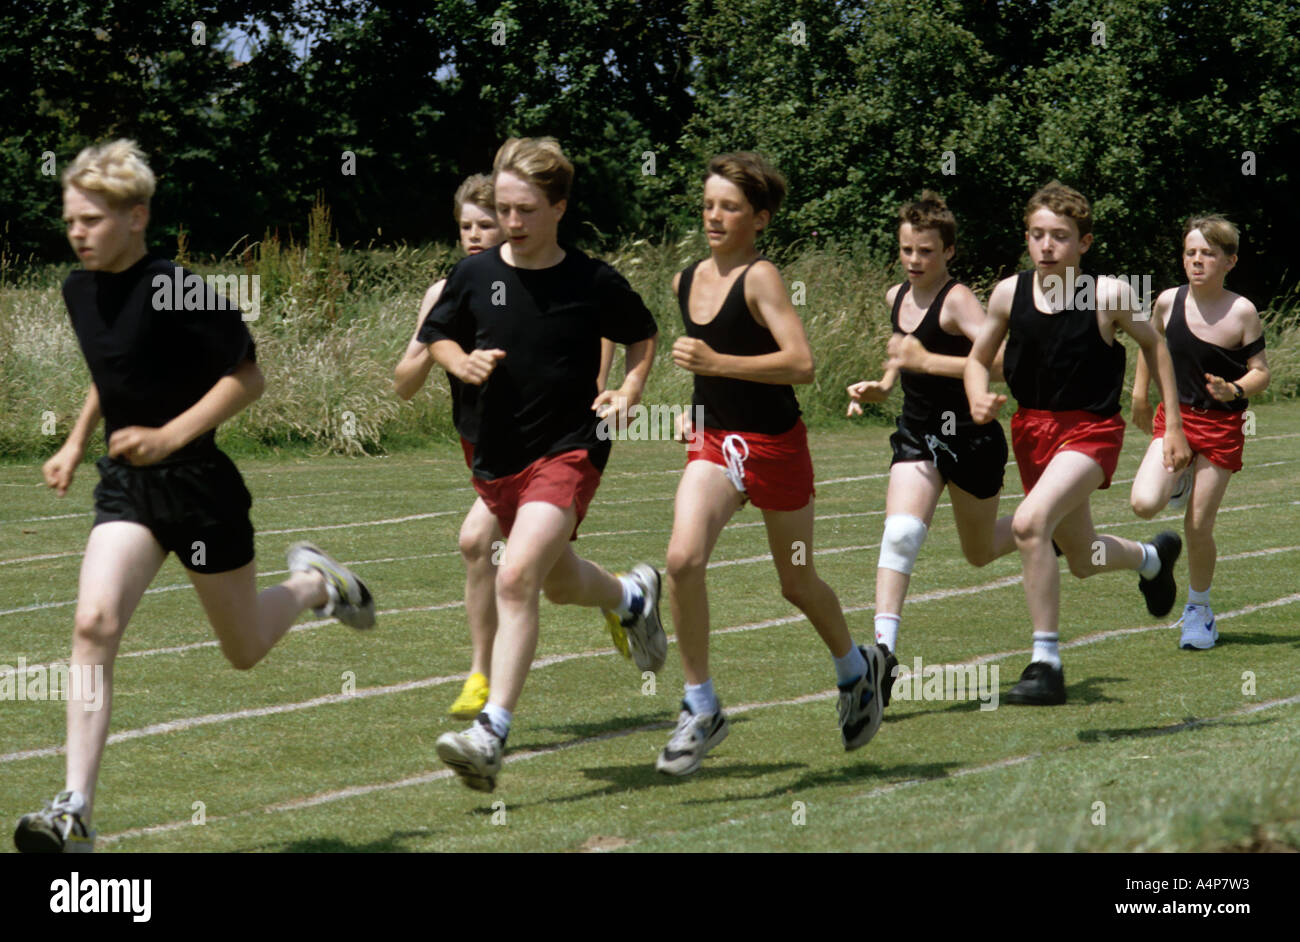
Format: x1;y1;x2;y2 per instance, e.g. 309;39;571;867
1;404;1298;853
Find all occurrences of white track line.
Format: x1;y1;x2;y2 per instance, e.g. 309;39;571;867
20;571;1295;766
97;687;1300;848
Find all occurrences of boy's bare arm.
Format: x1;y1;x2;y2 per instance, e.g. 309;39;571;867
108;358;265;466
394;281;445;400
42;383;102;496
1110;279;1189;470
964;277;1013;424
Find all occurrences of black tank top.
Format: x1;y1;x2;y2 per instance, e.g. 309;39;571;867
890;279;974;426
1004;270;1125;416
1166;286;1264;413
677;260;801;434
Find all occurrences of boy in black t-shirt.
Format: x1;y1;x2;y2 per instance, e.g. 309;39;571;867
13;140;374;854
420;138;662;792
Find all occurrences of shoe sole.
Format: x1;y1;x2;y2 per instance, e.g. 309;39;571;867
656;716;730;776
435;737;500;792
13;819;63;854
1180;625;1219;650
843;645;886;751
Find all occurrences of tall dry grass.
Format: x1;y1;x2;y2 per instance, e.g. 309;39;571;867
2;208;1297;460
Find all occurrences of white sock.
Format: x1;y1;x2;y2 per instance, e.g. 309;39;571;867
1032;632;1061;669
1188;587;1211;607
874;614;900;654
481;703;511;741
613;575;643;620
833;644;867;686
684;679;719;716
1138;543;1161;579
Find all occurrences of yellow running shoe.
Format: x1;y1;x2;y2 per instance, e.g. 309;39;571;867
603;609;631;660
448;672;489;719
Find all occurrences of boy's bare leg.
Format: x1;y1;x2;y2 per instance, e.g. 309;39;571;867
488;501;586;713
1130;437;1178;518
67;521;167;822
762;500;852;657
459;497;501;677
664;461;744;686
188;563;328;670
949;483;1015;567
1185;456;1233;593
874;461;944;621
1012;451;1145;635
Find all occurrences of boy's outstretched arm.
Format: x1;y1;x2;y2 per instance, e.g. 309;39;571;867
964;278;1013;424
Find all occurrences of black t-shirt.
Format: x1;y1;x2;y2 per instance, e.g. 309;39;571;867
418;244;657;480
62;253;256;456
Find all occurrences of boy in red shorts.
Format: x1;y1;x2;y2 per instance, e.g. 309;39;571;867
965;182;1191;705
659;152;882;775
15;140;373;853
420;138;662;791
1129;215;1270;650
394;173;505;718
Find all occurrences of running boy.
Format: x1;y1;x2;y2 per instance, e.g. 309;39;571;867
660;152;884;776
419;137;663;792
964;181;1191;705
15;140;374;853
847;191;1015;665
394;174;505;718
1129;215;1269;650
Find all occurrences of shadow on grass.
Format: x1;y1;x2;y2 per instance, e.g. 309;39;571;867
271;830;436;853
1077;714;1279;743
1215;631;1299;648
676;759;967;805
532;713;679;740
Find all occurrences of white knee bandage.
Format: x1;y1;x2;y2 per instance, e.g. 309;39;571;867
879;514;928;575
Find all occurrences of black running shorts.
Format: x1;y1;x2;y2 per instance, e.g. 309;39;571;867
889;416;1007;500
92;450;255;573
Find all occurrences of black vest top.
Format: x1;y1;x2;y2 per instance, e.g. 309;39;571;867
1166;286;1264;413
1004;270;1125;416
677;260;801;434
890;279;974;426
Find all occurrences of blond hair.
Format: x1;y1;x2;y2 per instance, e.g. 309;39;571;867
493;137;573;205
704;152;787;218
1184;213;1239;256
453;174;495;223
62;139;156;208
1024;181;1092;238
899;189;956;248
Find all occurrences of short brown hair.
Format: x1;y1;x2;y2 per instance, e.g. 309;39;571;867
62;139;156;209
704;152;787;219
453;174;495;223
1024;181;1092;238
1183;213;1239;256
899;190;956;248
493;137;573;205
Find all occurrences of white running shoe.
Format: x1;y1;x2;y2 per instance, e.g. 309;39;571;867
1177;603;1219;650
838;645;886;750
604;565;668;673
436;715;504;792
1167;466;1194;512
287;541;376;630
13;791;95;853
656;702;730;776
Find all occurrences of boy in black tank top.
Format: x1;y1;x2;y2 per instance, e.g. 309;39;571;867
658;153;884;776
15;141;375;854
393;174;506;721
422;138;664;792
846;192;1016;669
965;182;1191;706
1129;215;1270;650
